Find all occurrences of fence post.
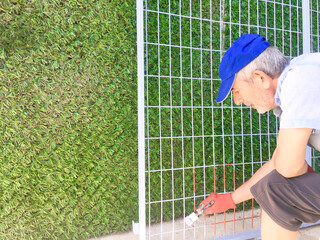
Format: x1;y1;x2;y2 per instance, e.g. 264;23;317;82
302;0;311;54
137;0;146;238
302;0;312;164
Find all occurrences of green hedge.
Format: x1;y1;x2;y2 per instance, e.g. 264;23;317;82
0;0;318;239
0;0;137;239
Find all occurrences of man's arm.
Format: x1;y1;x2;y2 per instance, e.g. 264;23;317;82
275;128;312;178
231;148;277;204
232;128;312;204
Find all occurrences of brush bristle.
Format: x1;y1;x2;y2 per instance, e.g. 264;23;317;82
184;212;198;226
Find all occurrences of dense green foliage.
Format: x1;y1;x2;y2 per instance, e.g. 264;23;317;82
0;0;319;238
0;0;137;239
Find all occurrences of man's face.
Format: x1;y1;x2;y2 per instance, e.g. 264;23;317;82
231;74;276;114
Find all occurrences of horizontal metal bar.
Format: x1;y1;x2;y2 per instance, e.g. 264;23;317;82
146;133;277;140
147;162;268;174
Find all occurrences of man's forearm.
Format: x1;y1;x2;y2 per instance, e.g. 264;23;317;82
231;155;276;204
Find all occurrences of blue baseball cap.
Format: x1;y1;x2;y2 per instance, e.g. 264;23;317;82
216;34;270;103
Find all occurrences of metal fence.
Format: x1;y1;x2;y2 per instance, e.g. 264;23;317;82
137;0;320;239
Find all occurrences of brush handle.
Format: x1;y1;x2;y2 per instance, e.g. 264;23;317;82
197;200;215;214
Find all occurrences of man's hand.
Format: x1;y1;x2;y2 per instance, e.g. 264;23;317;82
198;192;236;215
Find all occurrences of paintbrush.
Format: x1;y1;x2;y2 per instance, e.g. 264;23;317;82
184;200;215;226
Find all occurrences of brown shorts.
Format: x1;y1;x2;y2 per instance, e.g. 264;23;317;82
250;169;320;231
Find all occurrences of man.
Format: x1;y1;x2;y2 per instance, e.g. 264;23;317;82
198;34;320;239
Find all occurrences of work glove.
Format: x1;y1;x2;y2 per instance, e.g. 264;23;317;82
307;165;315;173
198;192;236;215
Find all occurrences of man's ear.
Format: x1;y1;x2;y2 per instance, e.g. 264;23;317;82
252;70;272;89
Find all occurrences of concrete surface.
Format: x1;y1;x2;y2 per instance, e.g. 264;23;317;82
298;225;320;240
92;226;320;240
91;209;320;240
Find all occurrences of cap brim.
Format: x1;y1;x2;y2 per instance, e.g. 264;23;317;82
216;74;235;103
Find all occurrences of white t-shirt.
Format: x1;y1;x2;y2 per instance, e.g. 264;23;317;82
273;53;320;150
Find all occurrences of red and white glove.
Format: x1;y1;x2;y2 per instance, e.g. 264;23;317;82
307;165;315;173
198;192;236;215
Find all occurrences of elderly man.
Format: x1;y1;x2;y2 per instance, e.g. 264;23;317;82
199;34;320;239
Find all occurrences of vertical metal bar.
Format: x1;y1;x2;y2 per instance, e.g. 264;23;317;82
189;0;195;225
156;1;164;238
289;0;292;58
297;0;301;55
188;1;196;238
178;1;186;238
282;0;285;53
256;0;259;33
137;0;146;238
302;0;312;163
168;0;175;238
210;0;216;236
274;1;280;136
302;0;311;54
144;0;151;237
199;0;207;238
264;0;267;37
273;0;276;44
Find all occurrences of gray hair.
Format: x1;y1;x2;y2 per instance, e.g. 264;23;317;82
236;46;290;81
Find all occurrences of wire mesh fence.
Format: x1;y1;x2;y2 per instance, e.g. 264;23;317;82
137;0;319;239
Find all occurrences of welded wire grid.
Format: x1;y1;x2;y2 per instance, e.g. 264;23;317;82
141;0;317;239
